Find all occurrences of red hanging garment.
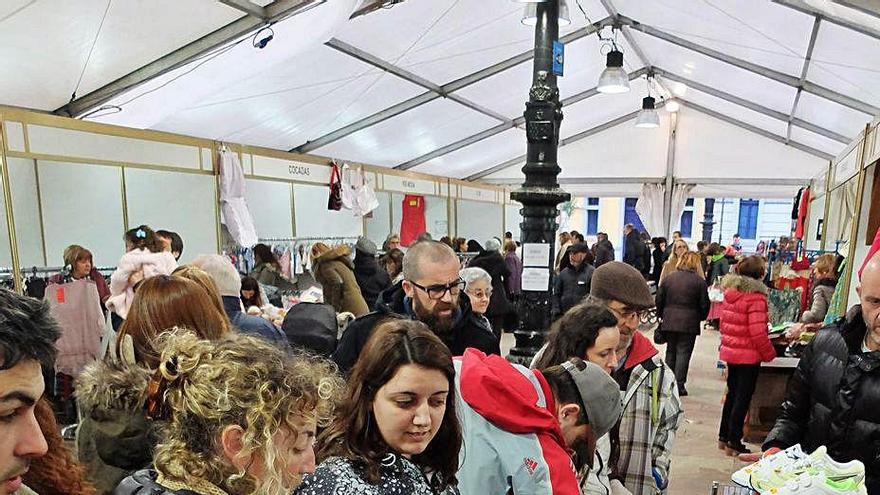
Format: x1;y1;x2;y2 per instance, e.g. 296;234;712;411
794;186;811;239
400;194;427;247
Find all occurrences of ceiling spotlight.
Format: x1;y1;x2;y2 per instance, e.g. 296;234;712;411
522;0;570;26
665;100;680;113
635;96;660;128
597;49;630;94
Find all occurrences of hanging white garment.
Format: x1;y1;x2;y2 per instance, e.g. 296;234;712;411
219;149;259;248
636;183;666;237
354;168;379;216
669;183;695;234
45;279;105;377
340;162;358;212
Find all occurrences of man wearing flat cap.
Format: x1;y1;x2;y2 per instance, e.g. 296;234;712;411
536;261;682;494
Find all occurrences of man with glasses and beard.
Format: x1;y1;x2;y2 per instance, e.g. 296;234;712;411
333;240;499;373
0;290;60;495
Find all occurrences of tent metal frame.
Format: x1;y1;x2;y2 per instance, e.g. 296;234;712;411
52;0;879;186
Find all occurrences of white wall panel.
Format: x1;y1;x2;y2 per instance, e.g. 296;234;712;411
675;108;826;179
805;197;825;250
0;159;11;268
366;191;392;247
7;158;45;267
37;161;125;267
245;179;292;240
456;199;503;242
293;184;363;238
28;125;201;169
125;169;218;263
4;122;26;152
506;203;522;240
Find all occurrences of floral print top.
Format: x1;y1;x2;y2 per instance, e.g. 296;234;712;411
295;454;459;495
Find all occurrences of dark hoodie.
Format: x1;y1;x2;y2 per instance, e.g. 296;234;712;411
454;349;581;495
332;281;499;373
353;249;392;311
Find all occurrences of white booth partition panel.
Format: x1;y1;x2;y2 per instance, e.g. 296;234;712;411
366;191;392;247
849;163;876;309
0;160;11;268
245;179;293;240
456;199;503;243
805;195;825;251
293;183;364;238
506;202;522;240
6;158;46;267
37;161;126;267
125;168;218;263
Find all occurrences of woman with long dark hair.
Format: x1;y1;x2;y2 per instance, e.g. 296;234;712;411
298;319;462;494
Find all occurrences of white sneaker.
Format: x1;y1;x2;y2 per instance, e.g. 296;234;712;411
751;447;865;494
731;444;806;488
774;471;867;494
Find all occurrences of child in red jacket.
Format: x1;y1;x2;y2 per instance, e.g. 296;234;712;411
717;255;776;455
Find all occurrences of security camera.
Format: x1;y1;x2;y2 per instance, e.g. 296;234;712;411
253;26;274;49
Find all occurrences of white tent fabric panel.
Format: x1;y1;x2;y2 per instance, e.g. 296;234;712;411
314;98;501;167
454;61;533;120
809;21;880;109
412;128;526;178
673;85;788;137
613;0;815;77
559;78;650;138
688;184;803;199
0;0;242;110
794;92;874;139
628;30;799;115
789;126;847;157
486;114;670;180
674;107;826;179
334;0;600;85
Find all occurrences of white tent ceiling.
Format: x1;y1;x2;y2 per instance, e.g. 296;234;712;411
2;0;878;196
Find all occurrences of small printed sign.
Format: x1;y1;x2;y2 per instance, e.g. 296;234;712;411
522;243;552;267
522;267;550;291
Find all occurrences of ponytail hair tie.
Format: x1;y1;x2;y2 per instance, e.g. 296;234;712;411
145;355;179;421
136;229;147;239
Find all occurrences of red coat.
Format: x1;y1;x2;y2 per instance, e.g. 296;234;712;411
718;274;776;365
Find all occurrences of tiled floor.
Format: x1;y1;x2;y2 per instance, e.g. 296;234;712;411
501;327;761;494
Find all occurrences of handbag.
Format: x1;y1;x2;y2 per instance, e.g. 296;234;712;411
339;163;356;211
327;162;343;211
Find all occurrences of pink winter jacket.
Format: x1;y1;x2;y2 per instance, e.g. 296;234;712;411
106;249;178;319
718;274;776;365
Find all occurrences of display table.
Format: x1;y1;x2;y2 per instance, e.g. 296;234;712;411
743;356;800;443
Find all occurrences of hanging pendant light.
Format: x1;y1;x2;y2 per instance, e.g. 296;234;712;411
635;96;660;128
597;49;630;94
522;0;570;26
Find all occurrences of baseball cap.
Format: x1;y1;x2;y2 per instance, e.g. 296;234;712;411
561;359;623;439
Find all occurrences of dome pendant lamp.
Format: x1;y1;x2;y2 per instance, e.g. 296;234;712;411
597;49;630;94
635;95;660;128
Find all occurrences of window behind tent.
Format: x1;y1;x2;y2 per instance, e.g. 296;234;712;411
680;198;694;238
586;197;599;235
738;199;759;239
624;198;647;234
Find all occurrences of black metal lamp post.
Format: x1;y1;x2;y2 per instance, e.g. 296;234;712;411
508;0;570;365
701;198;716;242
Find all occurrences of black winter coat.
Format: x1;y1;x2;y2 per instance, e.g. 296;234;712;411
552;262;595;318
353;251;392;311
763;306;880;493
651;248;665;284
467;251;512;318
706;257;730;286
656;269;710;335
624;231;646;272
332;282;499;373
592;240;614;268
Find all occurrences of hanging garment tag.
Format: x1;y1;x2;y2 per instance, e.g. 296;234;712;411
56;286;65;304
553;40;564;76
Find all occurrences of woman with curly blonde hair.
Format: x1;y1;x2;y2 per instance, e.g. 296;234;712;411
114;330;344;495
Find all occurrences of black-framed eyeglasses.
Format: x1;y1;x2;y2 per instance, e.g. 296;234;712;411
408;279;467;300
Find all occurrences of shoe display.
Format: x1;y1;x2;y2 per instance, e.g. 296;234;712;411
731;444;806;488
740;445;866;494
774;471;867;494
